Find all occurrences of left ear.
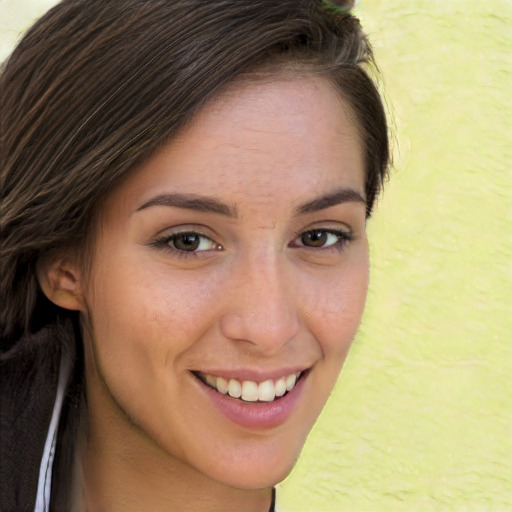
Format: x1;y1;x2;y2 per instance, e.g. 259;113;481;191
36;251;85;312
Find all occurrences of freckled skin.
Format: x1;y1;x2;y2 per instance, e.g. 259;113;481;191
79;76;369;511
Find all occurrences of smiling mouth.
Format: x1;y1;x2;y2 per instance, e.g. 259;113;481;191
192;371;305;403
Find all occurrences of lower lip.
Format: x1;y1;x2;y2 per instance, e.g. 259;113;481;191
195;373;307;430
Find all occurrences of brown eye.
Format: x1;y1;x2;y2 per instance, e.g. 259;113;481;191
173;233;201;251
301;230;328;247
294;229;352;250
151;230;221;256
159;232;219;253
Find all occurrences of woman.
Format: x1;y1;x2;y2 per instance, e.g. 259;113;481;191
0;0;389;510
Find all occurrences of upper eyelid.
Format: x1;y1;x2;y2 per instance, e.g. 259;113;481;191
153;224;218;240
296;218;353;230
156;231;217;246
292;225;352;239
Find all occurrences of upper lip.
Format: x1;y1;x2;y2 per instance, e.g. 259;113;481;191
191;367;311;382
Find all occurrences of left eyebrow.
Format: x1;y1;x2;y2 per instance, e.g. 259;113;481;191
135;192;237;217
295;188;366;215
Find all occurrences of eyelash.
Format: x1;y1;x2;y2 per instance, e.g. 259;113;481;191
150;227;353;258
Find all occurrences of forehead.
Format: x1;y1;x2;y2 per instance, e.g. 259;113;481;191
104;75;364;218
192;74;362;166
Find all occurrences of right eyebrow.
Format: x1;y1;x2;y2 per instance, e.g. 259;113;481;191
135;192;237;217
295;187;366;215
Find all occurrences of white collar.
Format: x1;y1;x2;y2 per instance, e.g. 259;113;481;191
34;347;72;512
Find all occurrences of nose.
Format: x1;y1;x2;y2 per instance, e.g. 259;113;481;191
219;251;300;354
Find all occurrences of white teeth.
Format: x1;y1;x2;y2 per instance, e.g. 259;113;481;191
275;377;287;397
258;379;276;402
228;379;242;398
285;373;296;391
201;371;303;402
205;374;217;387
241;380;259;402
216;376;229;394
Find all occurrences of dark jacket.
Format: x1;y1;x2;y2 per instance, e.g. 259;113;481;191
0;320;81;512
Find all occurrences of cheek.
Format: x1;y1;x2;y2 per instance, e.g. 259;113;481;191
81;251;228;439
84;249;226;362
300;249;369;359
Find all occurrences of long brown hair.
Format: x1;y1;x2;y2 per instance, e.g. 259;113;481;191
0;0;389;345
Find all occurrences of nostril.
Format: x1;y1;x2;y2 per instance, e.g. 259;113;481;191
219;292;300;342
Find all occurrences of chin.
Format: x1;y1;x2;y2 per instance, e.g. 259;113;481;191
196;431;308;490
214;460;297;491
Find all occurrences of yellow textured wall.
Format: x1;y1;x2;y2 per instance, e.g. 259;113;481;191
2;1;511;510
280;1;512;510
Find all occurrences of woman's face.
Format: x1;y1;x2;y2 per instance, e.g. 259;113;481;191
81;75;368;489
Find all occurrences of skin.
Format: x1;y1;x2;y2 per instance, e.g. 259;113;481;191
42;75;369;511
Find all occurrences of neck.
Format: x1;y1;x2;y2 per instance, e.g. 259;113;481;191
77;416;273;512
